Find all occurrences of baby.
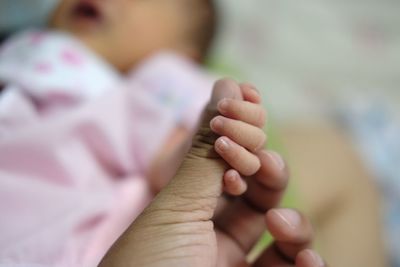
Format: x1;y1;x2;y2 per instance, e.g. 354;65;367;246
0;0;219;195
49;0;217;71
0;0;322;266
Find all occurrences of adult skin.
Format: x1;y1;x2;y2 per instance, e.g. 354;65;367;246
100;80;326;267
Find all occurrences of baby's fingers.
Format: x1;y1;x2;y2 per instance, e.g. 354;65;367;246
240;83;262;104
253;209;316;267
211;116;266;152
223;169;247;196
215;136;261;176
218;98;267;128
266;209;314;260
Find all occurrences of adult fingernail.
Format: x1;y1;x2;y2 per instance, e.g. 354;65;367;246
216;137;230;152
218;99;229;113
267;151;285;170
306;250;325;267
272;209;301;229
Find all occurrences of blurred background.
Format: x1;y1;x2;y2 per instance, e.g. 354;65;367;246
211;1;399;267
0;0;399;266
213;0;399;122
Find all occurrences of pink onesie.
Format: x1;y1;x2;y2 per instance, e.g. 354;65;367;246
0;30;214;267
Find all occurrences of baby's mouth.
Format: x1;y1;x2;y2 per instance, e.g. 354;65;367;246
72;0;103;25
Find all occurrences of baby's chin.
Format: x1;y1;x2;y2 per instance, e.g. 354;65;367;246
57;26;198;73
77;34;127;70
58;30;121;69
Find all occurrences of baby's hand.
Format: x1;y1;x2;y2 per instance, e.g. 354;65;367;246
100;79;323;267
210;83;267;195
211;83;318;265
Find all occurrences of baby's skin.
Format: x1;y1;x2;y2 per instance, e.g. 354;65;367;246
100;79;325;267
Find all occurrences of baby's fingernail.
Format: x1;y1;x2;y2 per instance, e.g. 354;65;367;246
216;137;230;152
272;209;301;229
210;117;224;131
245;83;260;97
306;250;325;267
267;151;285;170
250;86;259;96
226;170;238;182
218;99;229;113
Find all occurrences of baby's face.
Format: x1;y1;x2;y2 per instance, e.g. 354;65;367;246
50;0;189;72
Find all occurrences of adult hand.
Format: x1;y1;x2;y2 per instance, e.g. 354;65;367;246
99;80;326;267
